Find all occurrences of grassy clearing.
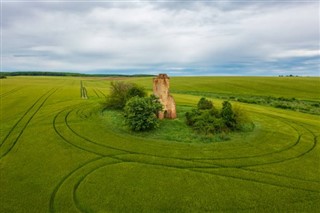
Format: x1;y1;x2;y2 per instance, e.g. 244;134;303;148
102;106;241;143
0;76;319;212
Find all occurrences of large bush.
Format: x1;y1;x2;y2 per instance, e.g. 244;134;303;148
124;96;162;131
191;109;226;135
185;98;252;135
104;81;146;109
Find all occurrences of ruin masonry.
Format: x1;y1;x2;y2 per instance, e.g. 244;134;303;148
153;74;177;119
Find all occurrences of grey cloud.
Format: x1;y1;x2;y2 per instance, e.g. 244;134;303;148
2;0;319;75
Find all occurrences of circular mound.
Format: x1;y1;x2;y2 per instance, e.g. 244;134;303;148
53;102;317;168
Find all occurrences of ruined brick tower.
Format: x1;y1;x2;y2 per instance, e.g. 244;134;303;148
153;74;177;119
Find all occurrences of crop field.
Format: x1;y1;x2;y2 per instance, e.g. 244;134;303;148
0;76;320;212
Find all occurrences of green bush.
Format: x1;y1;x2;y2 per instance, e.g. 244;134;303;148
221;101;236;129
124;96;162;131
197;97;213;110
233;105;254;131
185;99;253;135
274;104;293;109
127;85;147;98
185;109;201;126
104;81;146;110
192;110;226;135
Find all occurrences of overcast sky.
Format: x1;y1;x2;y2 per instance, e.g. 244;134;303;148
1;0;319;76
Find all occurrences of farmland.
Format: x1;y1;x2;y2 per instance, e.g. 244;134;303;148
0;76;320;212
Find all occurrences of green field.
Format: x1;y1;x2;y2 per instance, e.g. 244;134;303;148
1;76;319;212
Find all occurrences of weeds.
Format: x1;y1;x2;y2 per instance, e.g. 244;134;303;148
173;91;320;115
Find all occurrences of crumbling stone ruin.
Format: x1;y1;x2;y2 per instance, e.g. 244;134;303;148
153;74;177;119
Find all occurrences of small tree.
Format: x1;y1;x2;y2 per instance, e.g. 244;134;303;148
124;96;162;131
127;85;147;98
197;97;213;110
221;101;236;129
105;81;146;110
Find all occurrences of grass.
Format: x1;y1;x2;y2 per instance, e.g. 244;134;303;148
0;76;319;212
102;106;239;144
177;93;320;115
129;76;320;100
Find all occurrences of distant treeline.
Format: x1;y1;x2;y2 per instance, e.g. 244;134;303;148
278;74;299;77
0;71;155;78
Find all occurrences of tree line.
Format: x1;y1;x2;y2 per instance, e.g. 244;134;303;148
0;72;155;77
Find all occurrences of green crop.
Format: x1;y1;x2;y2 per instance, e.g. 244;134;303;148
1;76;319;212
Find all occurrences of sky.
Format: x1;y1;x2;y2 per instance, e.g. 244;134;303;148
1;0;319;76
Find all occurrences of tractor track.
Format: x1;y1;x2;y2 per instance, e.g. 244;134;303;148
95;89;107;98
0;88;57;159
50;155;320;213
49;99;320;212
0;87;23;98
50;103;320;207
57;103;318;172
1;89;54;147
92;89;100;98
63;105;315;168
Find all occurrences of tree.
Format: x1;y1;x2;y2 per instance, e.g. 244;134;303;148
104;81;146;110
197;97;213;110
221;101;236;129
124;96;162;131
127;85;147;98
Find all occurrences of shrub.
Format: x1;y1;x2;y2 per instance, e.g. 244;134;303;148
104;81;146;110
192;110;226;135
124;96;162;131
278;97;295;102
197;97;213;110
185;99;253;135
237;98;258;104
274;104;292;109
221;101;236;129
233;105;254;131
185;109;201;126
127;85;147;98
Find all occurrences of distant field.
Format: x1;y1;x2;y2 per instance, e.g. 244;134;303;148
129;76;320;100
1;76;319;212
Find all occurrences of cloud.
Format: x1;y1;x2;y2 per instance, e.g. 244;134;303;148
2;0;319;75
271;49;319;58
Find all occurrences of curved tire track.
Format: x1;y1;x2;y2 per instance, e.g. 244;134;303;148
0;88;57;159
64;105;315;168
50;156;319;212
50;102;319;213
0;87;23;98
